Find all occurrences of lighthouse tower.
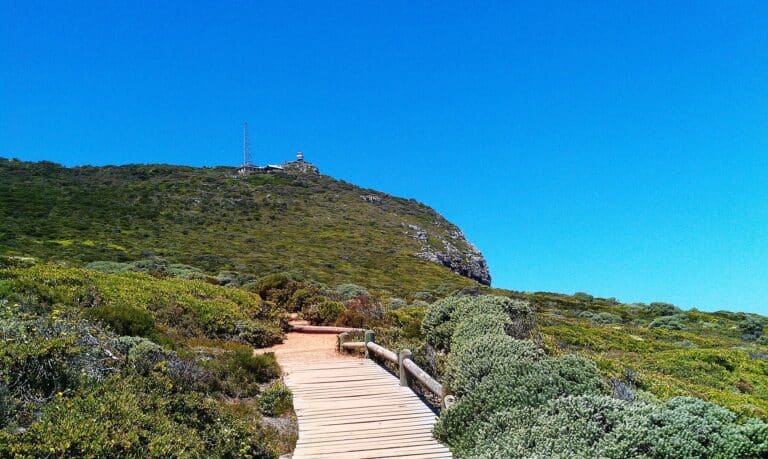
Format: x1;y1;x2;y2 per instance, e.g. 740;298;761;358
296;151;304;162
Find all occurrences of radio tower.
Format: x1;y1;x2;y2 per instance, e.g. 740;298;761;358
242;121;252;166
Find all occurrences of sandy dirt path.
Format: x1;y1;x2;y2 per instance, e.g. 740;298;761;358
257;328;359;364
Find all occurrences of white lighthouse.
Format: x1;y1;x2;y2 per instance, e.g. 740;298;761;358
296;151;304;162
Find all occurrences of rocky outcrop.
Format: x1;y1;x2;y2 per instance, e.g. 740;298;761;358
404;223;491;285
283;161;319;175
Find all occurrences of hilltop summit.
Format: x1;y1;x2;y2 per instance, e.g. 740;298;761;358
0;158;490;292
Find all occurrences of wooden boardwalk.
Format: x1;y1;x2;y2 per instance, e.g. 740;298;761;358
285;358;452;459
262;330;452;458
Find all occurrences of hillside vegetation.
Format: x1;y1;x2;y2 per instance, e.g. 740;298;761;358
0;259;294;457
411;294;768;458
0;158;486;295
4;157;768;458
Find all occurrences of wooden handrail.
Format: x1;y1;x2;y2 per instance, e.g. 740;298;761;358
366;342;398;364
293;325;452;408
402;358;443;397
290;324;364;334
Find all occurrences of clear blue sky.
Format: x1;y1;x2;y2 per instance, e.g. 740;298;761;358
2;1;767;314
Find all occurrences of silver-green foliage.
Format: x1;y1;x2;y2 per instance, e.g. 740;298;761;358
425;294;768;458
468;396;768;459
422;295;533;352
444;334;544;396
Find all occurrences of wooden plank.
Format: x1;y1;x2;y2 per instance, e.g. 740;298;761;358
276;331;451;459
298;444;451;459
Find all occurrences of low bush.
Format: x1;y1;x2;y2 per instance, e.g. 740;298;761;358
259;383;293;416
574;292;594;302
205;349;279;397
0;375;281;458
235;320;284;348
436;355;604;453
303;299;346;325
646;302;681;317
444;334;544;395
334;308;367;328
739;316;766;341
335;283;370;300
0;297;285;457
450;312;510;351
387;305;427;339
427;293;768;458
86;303;157;337
421;296;465;351
385;297;408;310
1;264;285;348
648;314;687;330
578;310;623;324
422;295;535;352
466;395;768;459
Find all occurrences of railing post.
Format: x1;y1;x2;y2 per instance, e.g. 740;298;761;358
337;332;349;352
364;330;375;358
398;349;412;387
442;389;456;409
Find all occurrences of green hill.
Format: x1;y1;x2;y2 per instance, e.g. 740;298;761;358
4;157;768;457
0;158;488;296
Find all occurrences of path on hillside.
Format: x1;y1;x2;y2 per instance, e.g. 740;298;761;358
259;324;452;459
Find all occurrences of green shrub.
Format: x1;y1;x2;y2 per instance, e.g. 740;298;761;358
86;303;156;337
385;297;408;310
259;383;293;416
124;337;167;373
303;299;346;325
598;397;768;459
226;349;280;392
739;316;766;340
436;355;605;453
236;320;284;348
85;260;131;273
649;314;687;330
1;305;116;404
255;273;291;292
646;302;681;317
0;375;280;458
579;310;623;324
467;395;649;458
335;283;370;300
289;288;315;312
334;308;367;328
423;295;535;352
450;312;510;351
422;295;464;351
574;292;595;302
387;305;427;339
0;383;13;428
444;335;544;395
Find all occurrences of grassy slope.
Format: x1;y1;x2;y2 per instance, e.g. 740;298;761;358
511;290;768;418
0;159;477;296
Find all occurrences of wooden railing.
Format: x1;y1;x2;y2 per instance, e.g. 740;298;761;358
290;324;365;334
337;329;455;409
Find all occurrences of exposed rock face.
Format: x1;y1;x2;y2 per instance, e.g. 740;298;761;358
404;223;491;285
360;194;382;204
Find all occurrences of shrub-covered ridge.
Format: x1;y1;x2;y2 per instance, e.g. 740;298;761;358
423;294;768;458
0;158;487;294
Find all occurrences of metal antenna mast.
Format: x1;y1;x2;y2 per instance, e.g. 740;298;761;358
243;122;252;166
